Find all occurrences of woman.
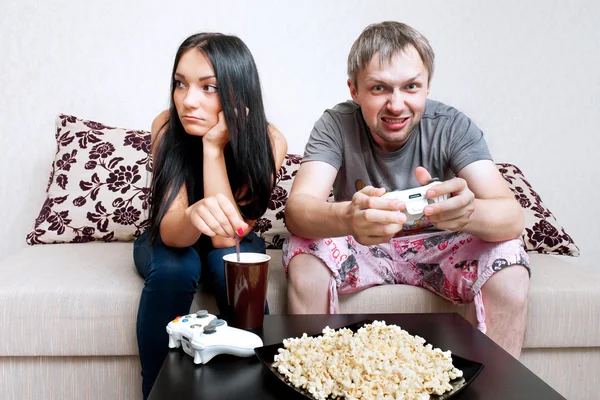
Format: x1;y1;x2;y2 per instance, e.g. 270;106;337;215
133;32;287;398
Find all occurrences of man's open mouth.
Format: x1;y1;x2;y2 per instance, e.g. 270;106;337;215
382;117;409;124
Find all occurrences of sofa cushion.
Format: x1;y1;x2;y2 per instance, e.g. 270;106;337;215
267;252;600;349
26;115;151;245
0;243;215;357
1;246;597;356
0;244;288;357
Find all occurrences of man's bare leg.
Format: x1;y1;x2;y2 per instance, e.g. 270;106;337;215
287;254;332;314
466;265;530;358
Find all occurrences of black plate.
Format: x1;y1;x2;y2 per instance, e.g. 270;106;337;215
255;319;484;400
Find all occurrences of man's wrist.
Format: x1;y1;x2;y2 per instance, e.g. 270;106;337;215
334;201;352;234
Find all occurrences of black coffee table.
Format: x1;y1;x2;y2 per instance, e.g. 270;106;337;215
148;313;565;399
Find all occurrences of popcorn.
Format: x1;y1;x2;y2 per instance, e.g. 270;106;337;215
273;321;463;400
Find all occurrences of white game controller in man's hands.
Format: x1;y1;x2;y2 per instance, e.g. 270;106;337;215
382;179;449;223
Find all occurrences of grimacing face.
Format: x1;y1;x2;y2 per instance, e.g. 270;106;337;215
173;49;222;137
348;45;430;152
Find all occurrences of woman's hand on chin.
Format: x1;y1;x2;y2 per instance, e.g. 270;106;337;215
203;111;229;151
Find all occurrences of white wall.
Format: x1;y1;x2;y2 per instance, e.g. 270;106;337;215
1;0;598;268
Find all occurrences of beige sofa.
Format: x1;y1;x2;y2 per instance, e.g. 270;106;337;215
2;242;599;399
1;148;599;400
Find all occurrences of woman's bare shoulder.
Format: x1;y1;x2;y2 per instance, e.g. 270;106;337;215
268;124;288;171
151;110;170;152
152;110;170;137
268;124;287;147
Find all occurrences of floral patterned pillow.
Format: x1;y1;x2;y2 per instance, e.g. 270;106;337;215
253;154;334;249
255;155;579;257
28;126;579;258
27;114;151;244
497;163;579;256
253;154;302;249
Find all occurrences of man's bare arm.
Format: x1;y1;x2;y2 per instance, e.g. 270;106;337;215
459;160;524;241
284;161;352;239
285;161;406;244
423;160;524;242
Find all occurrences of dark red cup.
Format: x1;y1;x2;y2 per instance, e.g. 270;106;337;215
222;253;270;330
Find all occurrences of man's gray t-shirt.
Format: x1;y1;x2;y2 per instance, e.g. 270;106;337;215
303;99;493;202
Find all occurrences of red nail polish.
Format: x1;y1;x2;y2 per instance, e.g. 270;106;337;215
237;228;244;236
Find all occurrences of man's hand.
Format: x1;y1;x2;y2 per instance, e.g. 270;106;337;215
415;166;475;231
347;186;406;245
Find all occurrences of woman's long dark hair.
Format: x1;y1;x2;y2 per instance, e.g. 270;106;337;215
149;33;276;243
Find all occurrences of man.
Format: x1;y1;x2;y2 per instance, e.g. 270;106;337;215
283;21;530;358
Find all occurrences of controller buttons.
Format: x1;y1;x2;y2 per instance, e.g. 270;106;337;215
190;324;202;329
203;325;217;334
210;319;226;327
185;315;192;318
171;319;179;323
196;310;209;318
182;319;189;322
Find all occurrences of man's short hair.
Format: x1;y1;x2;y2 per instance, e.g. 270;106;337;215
347;21;435;86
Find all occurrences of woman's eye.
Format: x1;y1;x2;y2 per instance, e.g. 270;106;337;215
203;85;218;93
175;80;186;89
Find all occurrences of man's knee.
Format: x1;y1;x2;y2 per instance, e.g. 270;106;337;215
287;253;332;314
287;254;332;290
483;264;530;308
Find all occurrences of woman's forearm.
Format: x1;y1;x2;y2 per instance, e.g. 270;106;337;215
159;207;201;248
203;145;245;247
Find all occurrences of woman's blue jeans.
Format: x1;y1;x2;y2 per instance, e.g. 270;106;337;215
133;230;267;399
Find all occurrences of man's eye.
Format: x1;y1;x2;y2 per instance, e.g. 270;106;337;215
203;85;218;93
373;85;385;92
406;83;419;91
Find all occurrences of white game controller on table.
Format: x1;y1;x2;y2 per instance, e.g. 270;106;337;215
166;310;263;365
166;309;217;348
382;179;449;223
